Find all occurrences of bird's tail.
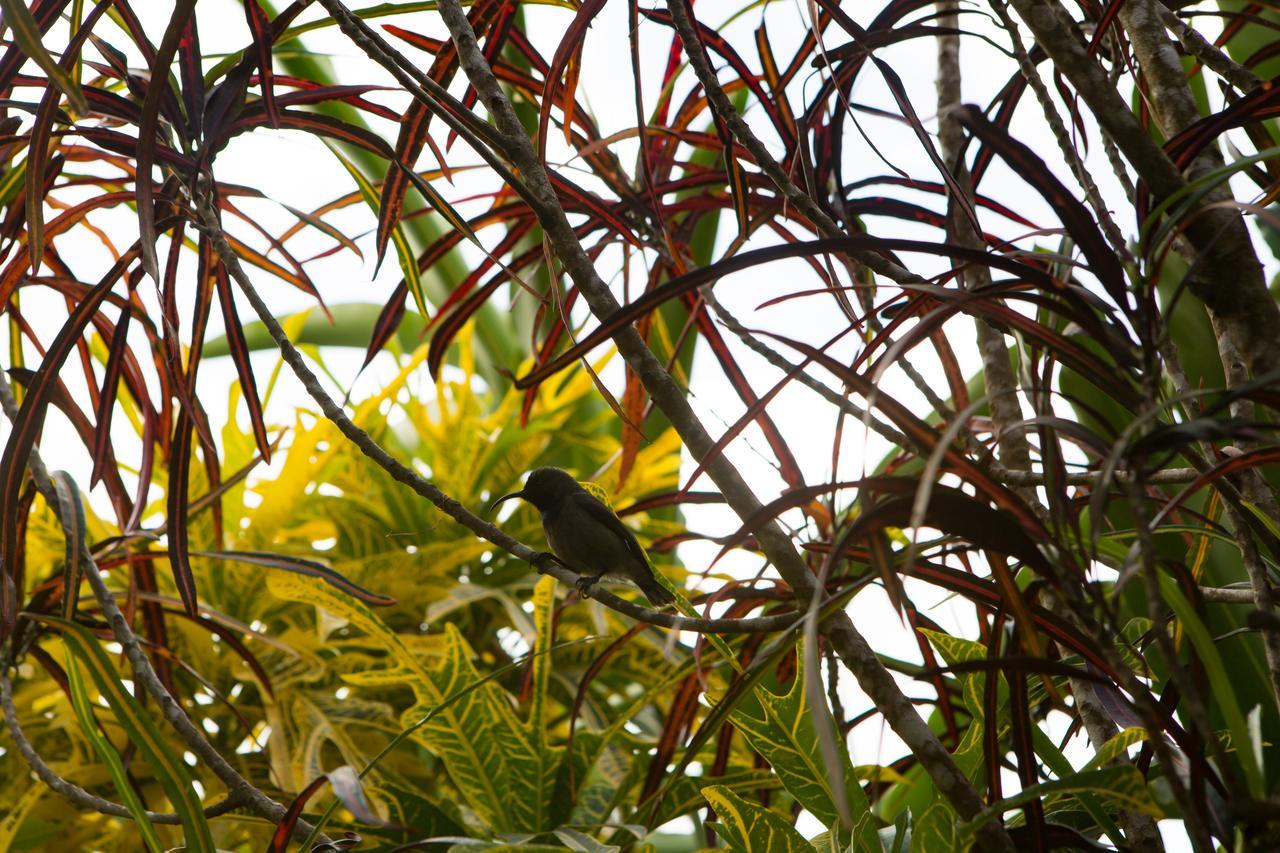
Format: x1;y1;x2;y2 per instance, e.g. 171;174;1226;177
639;576;676;607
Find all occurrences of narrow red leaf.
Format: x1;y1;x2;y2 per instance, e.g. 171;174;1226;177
135;0;196;283
0;249;138;638
268;775;330;853
538;0;606;159
90;305;132;487
243;0;279;127
214;263;271;461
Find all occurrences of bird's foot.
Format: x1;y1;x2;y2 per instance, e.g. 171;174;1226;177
575;574;603;598
528;551;558;573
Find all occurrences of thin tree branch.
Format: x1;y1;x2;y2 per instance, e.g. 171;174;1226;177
1156;3;1261;93
1200;586;1262;604
993;465;1200;485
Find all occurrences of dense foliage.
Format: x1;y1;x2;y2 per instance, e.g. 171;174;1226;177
2;0;1280;851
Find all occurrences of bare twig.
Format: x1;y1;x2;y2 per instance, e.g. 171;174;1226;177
1156;4;1261;93
993;465;1200;486
1200;586;1262;604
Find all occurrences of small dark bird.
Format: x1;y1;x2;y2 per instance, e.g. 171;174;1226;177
491;467;676;607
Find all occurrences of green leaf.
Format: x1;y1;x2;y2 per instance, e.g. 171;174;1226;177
650;768;782;827
1029;727;1124;846
703;784;816;853
44;616;214;852
1160;576;1266;796
552;826;621;853
204;302;429;357
1242;500;1280;540
919;629;1006;720
1080;727;1148;772
61;648;164;853
730;645;879;850
528;575;556;733
961;766;1160;840
909;802;956;853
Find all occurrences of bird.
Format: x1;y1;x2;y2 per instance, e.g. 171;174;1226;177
490;467;676;607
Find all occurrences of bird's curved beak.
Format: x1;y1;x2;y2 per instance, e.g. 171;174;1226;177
489;490;526;514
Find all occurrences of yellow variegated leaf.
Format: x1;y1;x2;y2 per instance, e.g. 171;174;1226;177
911;802;957;853
730;644;879;850
268;571;563;832
0;779;47;850
703;784;816;853
1081;727;1149;772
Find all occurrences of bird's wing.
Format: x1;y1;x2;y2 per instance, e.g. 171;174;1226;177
569;492;651;568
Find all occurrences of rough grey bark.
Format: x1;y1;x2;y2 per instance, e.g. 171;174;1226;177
1008;0;1280;381
1116;0;1280;709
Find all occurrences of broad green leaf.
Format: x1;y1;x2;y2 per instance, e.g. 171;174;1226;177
268;571;564;832
1030;726;1125;846
650;768;782;827
204;302;430;358
62;646;165;853
730;645;879;850
1161;576;1265;796
919;629;1007;721
703;784;816;853
1081;727;1148;772
909;802;956;853
553;826;621;853
517;573;563;831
